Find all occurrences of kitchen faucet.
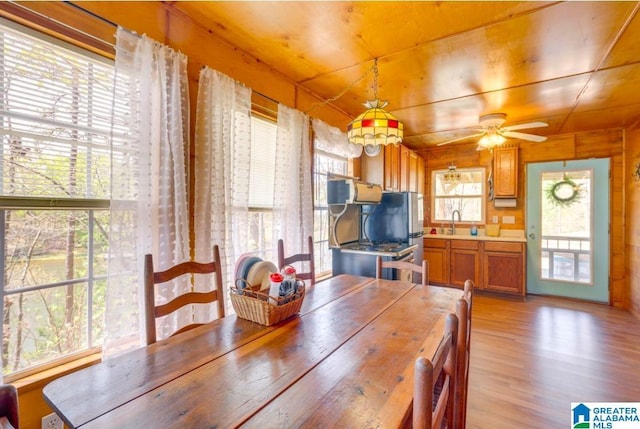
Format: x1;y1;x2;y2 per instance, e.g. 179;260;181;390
451;209;461;235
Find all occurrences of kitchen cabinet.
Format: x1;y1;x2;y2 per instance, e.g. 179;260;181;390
450;240;481;288
405;149;425;194
361;144;424;193
482;241;525;295
494;145;518;198
384;144;401;191
423;238;450;284
361;144;398;191
423;237;526;297
416;155;425;194
400;145;411;192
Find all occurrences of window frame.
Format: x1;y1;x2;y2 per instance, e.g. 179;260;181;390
431;167;486;224
313;149;349;278
242;113;278;263
0;17;114;379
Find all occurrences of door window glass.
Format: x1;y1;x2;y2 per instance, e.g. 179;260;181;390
540;169;592;284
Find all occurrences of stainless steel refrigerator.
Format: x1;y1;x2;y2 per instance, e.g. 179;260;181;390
363;191;424;270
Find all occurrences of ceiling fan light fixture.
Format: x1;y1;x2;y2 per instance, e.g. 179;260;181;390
437;112;546;149
347;99;404;146
477;131;506;149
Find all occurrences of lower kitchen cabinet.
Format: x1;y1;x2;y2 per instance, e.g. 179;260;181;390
483;241;526;295
423;239;449;284
423;238;526;297
450;240;481;288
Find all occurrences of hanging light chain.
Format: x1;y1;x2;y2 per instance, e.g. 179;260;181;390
372;58;379;100
305;59;378;114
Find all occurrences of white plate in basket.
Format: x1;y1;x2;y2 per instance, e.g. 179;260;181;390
246;260;278;291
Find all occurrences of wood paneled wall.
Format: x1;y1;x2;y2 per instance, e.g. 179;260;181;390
418;128;627;309
626;124;640;319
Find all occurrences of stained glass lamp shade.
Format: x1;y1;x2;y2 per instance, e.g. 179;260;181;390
347;99;403;146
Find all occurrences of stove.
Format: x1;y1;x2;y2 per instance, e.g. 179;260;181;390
338;241;417;258
332;241;419;280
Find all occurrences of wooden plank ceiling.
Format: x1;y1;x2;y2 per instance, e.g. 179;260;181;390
170;1;640;151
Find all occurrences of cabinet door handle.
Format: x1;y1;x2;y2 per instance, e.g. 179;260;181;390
528;232;536;239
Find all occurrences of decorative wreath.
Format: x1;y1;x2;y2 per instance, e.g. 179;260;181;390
545;174;582;207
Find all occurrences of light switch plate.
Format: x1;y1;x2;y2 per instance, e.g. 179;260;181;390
502;215;515;224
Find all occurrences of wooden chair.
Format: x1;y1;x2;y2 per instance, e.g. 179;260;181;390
454;279;474;429
0;384;18;428
376;256;429;286
277;236;315;286
413;312;458;429
144;245;225;345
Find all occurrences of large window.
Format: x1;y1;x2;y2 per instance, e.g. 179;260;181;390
432;167;485;224
0;20;116;377
244;116;348;278
313;151;348;276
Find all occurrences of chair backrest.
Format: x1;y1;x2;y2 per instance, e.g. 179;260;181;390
454;279;474;429
277;236;315;286
376;256;429;286
144;245;225;345
413;312;458;429
0;384;18;428
461;279;473;363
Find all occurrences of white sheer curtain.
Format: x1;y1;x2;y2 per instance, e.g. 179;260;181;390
272;105;314;263
104;28;190;356
312;118;362;158
193;67;252;299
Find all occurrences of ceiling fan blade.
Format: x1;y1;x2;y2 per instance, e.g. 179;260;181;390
501;130;547;142
436;132;486;146
501;121;548;131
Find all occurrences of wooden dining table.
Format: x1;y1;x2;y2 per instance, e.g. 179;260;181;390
43;274;463;428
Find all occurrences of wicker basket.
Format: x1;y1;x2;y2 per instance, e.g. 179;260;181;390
230;280;305;326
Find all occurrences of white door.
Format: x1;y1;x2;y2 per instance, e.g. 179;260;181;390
526;159;609;302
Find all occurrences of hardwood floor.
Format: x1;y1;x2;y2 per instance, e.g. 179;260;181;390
466;294;640;428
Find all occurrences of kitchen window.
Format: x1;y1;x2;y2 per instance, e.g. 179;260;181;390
0;19;118;378
431;167;485;224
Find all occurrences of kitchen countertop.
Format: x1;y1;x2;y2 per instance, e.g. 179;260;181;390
423;228;527;243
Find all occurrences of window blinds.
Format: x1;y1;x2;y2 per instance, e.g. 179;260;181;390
0;18;120;203
249;115;277;209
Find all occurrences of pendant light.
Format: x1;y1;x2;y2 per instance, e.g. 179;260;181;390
443;164;462;183
347;59;403;147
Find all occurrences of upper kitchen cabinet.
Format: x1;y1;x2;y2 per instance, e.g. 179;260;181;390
400;145;410;192
384;144;401;191
403;147;425;194
416;154;425;195
493;145;519;198
361;144;424;193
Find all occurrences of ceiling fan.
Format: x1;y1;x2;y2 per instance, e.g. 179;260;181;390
437;113;548;150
